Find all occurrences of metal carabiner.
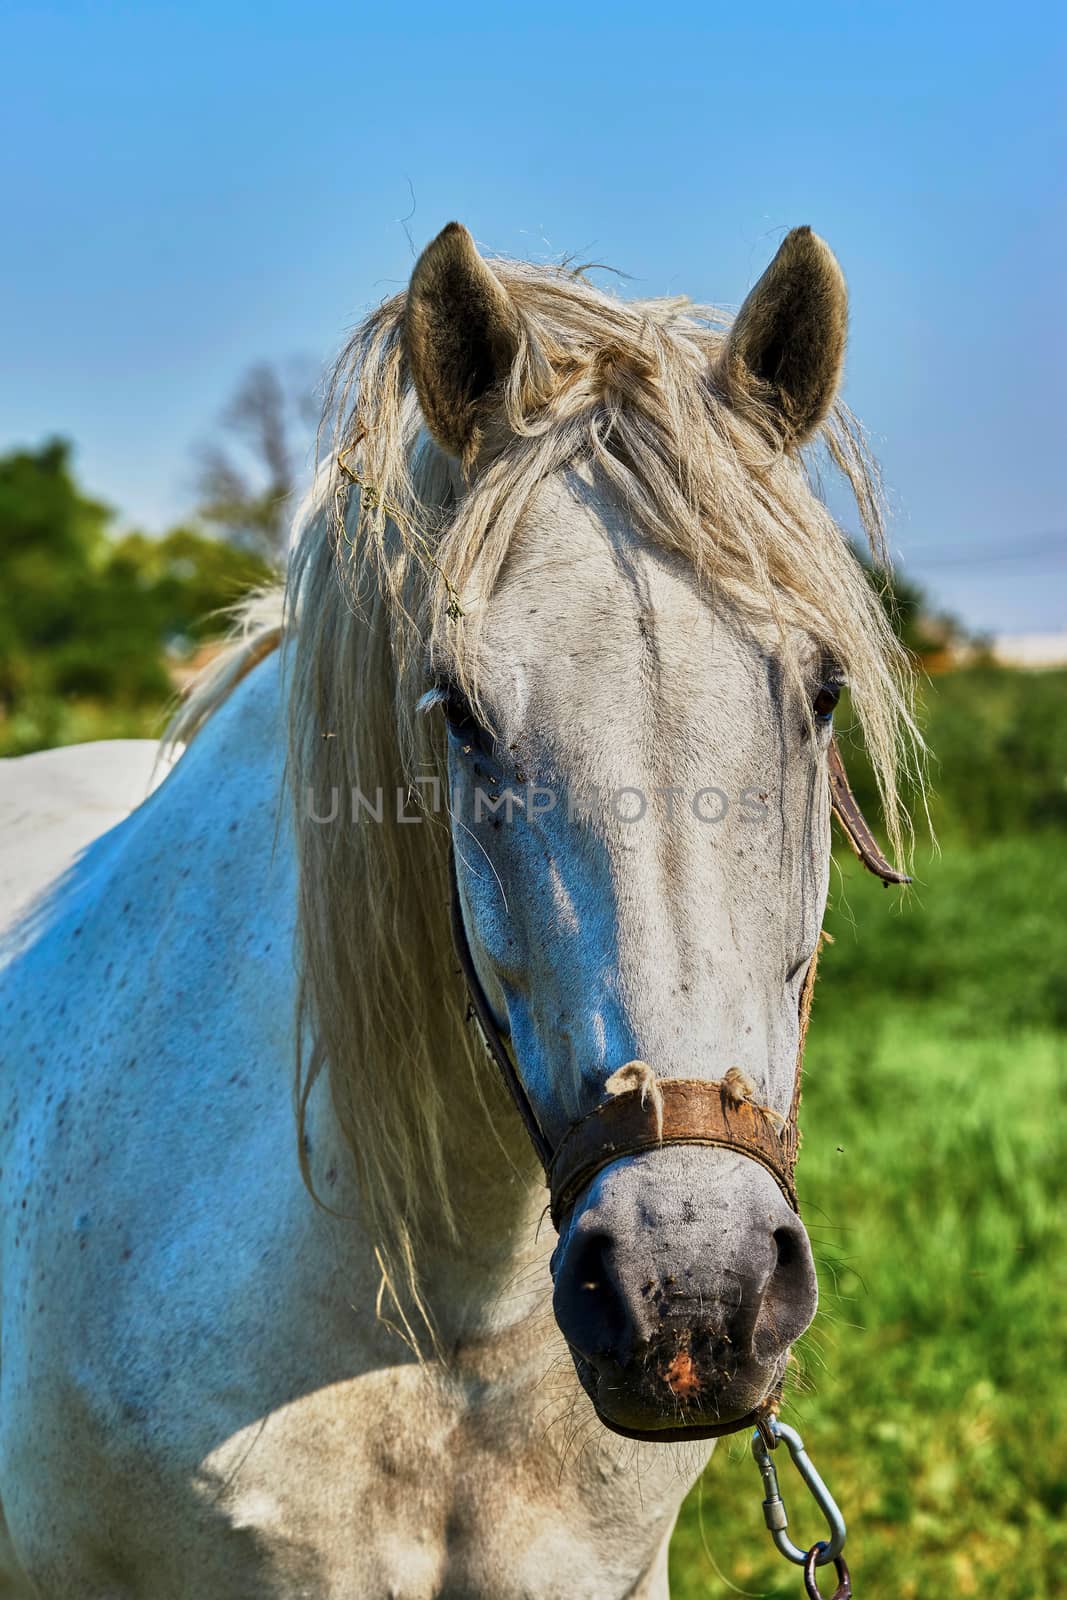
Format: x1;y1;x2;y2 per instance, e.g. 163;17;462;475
750;1416;847;1567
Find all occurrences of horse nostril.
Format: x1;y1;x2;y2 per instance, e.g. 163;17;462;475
556;1229;628;1357
772;1224;800;1272
569;1230;612;1287
753;1222;818;1357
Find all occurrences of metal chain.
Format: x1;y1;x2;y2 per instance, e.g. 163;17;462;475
803;1541;852;1599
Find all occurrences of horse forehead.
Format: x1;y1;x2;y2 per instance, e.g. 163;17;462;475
482;471;765;709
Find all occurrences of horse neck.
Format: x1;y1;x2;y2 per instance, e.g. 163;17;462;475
312;1021;549;1338
420;1059;550;1302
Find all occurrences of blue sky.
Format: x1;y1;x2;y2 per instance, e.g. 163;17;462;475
3;1;1065;631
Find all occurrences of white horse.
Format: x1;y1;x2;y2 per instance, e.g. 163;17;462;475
0;224;916;1597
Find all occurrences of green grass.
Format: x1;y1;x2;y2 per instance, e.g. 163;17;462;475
670;840;1067;1597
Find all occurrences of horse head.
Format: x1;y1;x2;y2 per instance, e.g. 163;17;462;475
393;222;900;1438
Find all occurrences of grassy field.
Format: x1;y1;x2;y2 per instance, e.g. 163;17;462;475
670;837;1067;1597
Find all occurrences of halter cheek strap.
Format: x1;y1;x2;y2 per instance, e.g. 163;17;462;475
448;852;554;1174
827;739;911;886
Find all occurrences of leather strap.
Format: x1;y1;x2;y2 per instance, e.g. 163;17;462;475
586;1403;781;1443
450;856;806;1225
448;851;553;1171
548;1078;797;1227
828;738;911;885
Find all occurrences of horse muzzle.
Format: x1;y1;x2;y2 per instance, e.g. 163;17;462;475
550;1145;818;1439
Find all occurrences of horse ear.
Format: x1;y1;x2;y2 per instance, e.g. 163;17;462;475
404;222;520;462
718;227;847;446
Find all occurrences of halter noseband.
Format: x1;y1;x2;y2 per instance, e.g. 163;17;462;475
450;737;906;1222
450;852;813;1226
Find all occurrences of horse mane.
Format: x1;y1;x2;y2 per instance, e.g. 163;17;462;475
171;252;921;1306
166;587;287;750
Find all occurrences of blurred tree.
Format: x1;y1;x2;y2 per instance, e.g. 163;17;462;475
0;438;112;713
193;360;318;564
0;438;271;754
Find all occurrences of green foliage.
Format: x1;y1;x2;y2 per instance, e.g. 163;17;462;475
919;667;1067;838
0;439;273;756
824;834;1067;1030
851;536;965;658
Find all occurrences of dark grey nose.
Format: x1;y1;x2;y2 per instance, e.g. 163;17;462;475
551;1147;818;1436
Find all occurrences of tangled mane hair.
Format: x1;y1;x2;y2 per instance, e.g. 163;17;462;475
176;247;921;1312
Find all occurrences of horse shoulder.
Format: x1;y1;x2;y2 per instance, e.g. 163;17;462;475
0;657;336;1585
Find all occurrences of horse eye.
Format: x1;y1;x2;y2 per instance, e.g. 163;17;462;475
439;685;493;754
813;681;842;720
442;686;476;734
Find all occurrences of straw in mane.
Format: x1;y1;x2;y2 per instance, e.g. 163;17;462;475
172;228;920;1309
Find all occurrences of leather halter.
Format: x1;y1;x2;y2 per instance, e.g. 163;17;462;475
450;737;907;1225
450;852;814;1228
448;738;906;1438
